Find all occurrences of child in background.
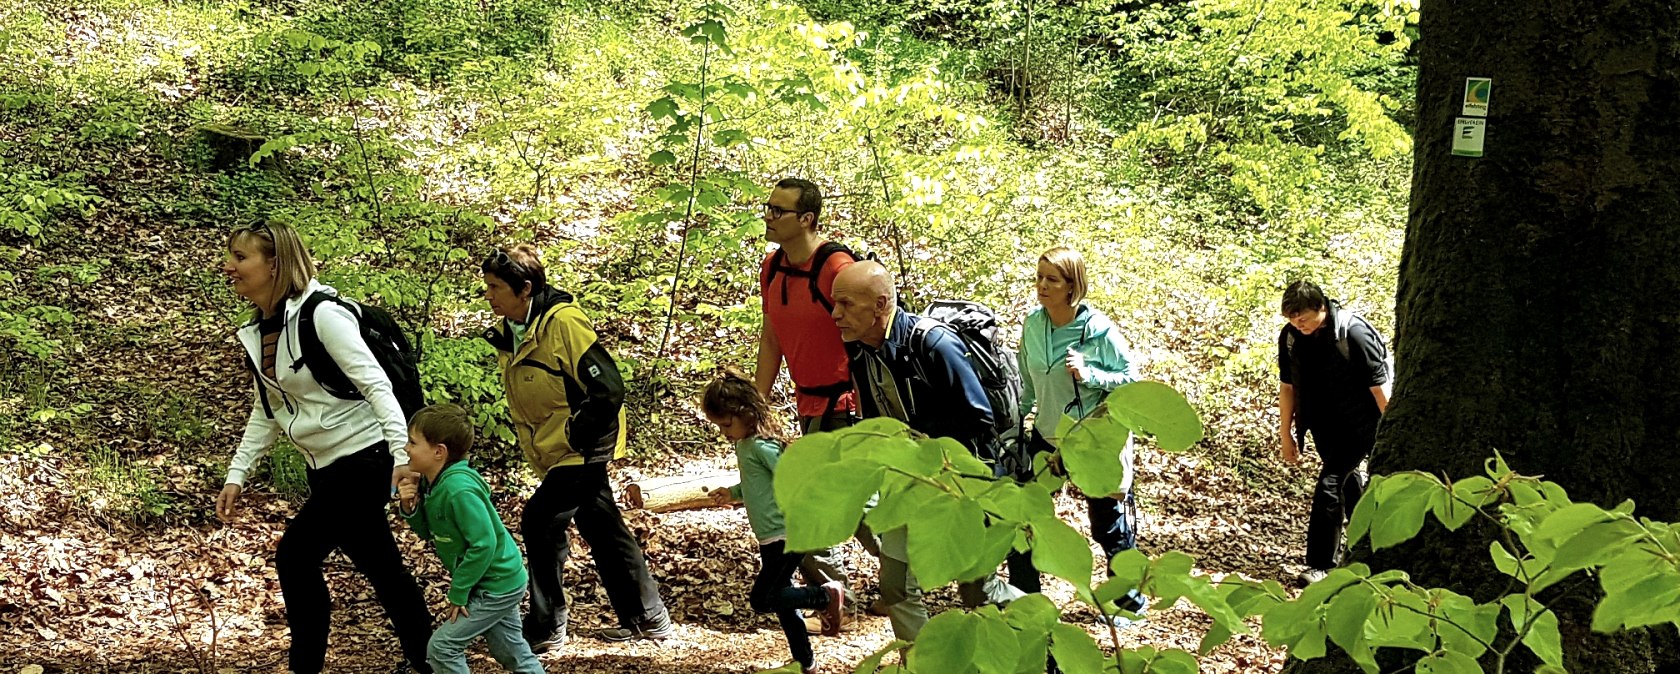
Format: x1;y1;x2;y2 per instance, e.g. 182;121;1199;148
397;404;545;674
703;370;843;673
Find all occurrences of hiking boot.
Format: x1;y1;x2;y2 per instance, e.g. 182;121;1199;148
526;624;568;654
819;582;845;637
1298;568;1330;585
598;612;675;642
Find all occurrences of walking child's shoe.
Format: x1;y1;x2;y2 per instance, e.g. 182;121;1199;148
819;582;844;637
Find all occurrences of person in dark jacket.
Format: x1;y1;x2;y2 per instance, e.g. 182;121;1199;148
830;260;1023;641
1277;280;1390;585
482;245;673;651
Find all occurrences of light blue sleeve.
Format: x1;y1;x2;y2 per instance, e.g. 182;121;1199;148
1075;324;1138;391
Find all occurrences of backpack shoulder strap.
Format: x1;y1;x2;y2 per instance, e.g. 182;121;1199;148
1334;309;1358;362
761;249;787;290
805;241;854;313
292;292;358;395
244;354;275;419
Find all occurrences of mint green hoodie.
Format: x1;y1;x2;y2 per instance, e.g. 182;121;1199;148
402;461;528;606
1017;303;1138;445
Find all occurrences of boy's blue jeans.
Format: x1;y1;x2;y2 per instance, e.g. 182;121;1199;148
427;588;545;674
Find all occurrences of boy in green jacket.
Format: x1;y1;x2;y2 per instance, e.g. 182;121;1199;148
397;404;544;674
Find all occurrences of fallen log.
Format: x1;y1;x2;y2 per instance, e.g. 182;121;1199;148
622;472;736;513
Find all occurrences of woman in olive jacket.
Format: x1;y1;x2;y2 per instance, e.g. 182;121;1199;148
480;245;672;652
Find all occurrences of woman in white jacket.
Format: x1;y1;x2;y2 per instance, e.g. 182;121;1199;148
214;222;434;674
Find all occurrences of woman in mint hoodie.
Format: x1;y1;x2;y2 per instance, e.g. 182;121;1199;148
396;404;544;674
1011;246;1147;626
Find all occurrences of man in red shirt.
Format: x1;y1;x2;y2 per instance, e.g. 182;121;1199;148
755;178;857;433
753;178;873;621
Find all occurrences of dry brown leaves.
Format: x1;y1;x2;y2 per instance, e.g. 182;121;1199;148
0;438;1327;673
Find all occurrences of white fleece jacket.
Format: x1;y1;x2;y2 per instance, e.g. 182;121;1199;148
225;280;410;487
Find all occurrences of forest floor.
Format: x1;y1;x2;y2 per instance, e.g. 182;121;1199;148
0;430;1318;673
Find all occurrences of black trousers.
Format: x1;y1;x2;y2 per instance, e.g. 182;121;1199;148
1305;421;1378;569
522;462;666;640
752;541;830;670
276;444;433;674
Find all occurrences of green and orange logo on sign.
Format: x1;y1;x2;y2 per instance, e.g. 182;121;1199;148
1463;77;1491;116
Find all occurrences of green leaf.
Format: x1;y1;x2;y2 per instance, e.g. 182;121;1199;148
1048;623;1105;674
980;481;1055;523
1059;414;1129;496
1590;565;1680;632
1552;519;1644;573
1098;381;1203;451
1346;473;1383;547
1533;503;1612;547
906;611;976;673
1029;514;1094;588
648;150;677;166
1325;584;1379;674
1003;599;1055;674
1489;541;1522;578
1501;595;1564;669
1146;650;1198;674
1434;591;1498;657
713;129;752;147
972;611;1022;674
1003;594;1061;633
1415;651;1481;674
1365;587;1434;652
929;436;993;476
1370;473;1438;550
776;432;882;550
867;483;939;534
853;640;910;674
1450;475;1499;508
958;522;1022;582
907;493;985;587
864;433;941;476
1433;477;1484;531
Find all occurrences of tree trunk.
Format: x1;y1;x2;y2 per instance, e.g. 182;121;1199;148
1299;0;1680;672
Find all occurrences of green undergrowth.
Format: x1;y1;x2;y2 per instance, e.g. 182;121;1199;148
0;0;1413;525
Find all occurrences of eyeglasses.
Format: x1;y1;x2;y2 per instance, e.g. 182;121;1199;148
762;203;805;220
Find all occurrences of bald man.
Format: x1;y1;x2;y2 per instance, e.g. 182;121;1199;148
830;261;1023;640
831;262;999;452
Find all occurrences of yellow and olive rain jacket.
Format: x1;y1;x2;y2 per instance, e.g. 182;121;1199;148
484;288;628;475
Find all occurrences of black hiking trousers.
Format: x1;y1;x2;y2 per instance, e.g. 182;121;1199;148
276;443;434;674
521;462;667;641
1306;420;1379;570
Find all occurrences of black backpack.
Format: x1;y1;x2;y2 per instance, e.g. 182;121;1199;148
908;300;1025;465
250;291;425;420
763;241;856;314
1285;302;1394;397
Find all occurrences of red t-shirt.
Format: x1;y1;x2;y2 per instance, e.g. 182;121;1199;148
761;245;856;419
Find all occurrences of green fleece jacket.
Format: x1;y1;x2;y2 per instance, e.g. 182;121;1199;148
402;461;528;606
